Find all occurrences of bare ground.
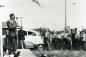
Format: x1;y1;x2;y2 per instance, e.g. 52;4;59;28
32;49;86;57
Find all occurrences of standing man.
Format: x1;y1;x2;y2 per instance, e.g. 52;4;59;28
7;13;19;55
45;31;50;50
18;27;26;49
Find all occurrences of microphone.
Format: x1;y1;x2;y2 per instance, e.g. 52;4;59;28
16;17;18;19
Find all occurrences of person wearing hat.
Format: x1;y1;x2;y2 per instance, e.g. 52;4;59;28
7;13;19;55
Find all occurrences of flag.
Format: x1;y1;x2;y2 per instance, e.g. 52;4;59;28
32;0;41;7
0;5;5;7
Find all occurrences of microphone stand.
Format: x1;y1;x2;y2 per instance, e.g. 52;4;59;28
20;17;24;49
16;17;24;49
16;18;19;49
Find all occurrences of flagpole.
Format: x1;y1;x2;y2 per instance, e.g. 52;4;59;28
64;0;67;34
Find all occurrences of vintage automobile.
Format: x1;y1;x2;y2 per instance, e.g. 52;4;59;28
24;30;44;49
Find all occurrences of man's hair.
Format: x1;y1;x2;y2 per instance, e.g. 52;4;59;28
10;13;14;18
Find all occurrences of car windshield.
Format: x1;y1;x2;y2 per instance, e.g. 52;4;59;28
28;31;36;36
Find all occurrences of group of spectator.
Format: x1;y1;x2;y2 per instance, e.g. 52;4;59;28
35;27;86;50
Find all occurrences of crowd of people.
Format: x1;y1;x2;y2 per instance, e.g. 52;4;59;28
35;27;86;50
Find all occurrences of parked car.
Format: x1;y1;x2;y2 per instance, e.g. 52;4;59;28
24;30;44;49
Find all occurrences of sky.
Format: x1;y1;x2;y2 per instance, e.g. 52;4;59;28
0;0;86;31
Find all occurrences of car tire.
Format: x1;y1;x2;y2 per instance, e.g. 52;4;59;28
38;44;43;50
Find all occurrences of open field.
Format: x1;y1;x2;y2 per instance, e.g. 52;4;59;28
32;49;86;57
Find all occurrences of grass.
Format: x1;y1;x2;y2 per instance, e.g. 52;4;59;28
32;49;86;57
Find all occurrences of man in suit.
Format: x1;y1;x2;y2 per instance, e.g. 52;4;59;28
7;13;19;55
